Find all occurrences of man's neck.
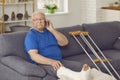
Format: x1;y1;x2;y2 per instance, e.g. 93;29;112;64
34;28;44;32
38;29;44;32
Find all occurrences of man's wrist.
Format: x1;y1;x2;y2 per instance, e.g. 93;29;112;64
47;59;55;65
49;28;56;33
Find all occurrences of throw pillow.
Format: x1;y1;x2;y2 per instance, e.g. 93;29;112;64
113;37;120;50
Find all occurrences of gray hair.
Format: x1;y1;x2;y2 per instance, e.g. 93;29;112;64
31;11;45;20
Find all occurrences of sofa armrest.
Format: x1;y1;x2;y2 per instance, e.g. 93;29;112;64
1;55;46;77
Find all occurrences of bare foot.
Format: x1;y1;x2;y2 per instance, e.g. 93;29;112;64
82;64;89;71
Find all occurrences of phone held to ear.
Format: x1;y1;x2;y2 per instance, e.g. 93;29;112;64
45;21;50;26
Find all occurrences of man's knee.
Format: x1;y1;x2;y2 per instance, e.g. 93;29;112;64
40;65;57;77
61;60;83;71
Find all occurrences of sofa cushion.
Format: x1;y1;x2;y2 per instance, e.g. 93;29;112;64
1;56;46;77
100;50;120;71
64;49;120;72
0;32;28;60
43;75;57;80
113;37;120;50
57;25;85;58
102;49;120;60
83;21;120;51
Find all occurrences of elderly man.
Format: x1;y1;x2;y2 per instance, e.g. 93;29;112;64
24;12;117;80
24;11;68;70
24;11;90;78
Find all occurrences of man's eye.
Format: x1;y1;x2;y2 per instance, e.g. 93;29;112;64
33;19;44;21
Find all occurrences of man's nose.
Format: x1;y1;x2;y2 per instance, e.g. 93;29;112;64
37;20;42;23
38;20;41;22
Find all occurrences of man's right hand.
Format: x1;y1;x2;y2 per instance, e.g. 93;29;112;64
50;60;63;70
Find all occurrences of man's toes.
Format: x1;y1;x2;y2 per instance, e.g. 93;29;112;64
83;64;89;71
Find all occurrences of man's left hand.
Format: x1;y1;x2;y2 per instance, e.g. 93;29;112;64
46;20;55;32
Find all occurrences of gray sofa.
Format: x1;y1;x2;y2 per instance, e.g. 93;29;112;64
0;21;120;80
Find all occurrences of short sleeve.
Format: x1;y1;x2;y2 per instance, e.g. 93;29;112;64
24;33;38;52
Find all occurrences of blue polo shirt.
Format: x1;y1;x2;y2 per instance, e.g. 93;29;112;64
24;28;62;64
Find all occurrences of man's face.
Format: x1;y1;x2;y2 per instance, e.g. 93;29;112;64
32;13;46;30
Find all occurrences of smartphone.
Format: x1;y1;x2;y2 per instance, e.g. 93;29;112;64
45;21;50;26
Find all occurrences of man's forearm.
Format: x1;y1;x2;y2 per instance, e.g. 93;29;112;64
29;52;63;70
30;52;54;65
50;29;68;46
45;21;68;46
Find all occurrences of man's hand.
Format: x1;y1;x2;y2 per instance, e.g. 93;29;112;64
45;20;55;32
45;19;68;46
50;60;63;70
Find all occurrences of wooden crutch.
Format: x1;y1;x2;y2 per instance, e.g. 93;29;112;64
79;31;120;79
79;31;114;77
69;31;101;71
69;30;120;79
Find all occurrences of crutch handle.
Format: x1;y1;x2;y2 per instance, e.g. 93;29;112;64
94;58;108;63
69;31;89;36
69;31;81;35
80;31;89;36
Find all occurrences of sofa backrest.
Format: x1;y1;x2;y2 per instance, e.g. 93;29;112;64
0;32;28;60
57;25;86;58
83;21;120;51
10;25;30;32
1;21;119;60
0;25;85;60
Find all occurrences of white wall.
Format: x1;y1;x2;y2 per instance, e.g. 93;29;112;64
42;0;82;28
1;0;120;31
79;0;96;24
43;0;97;28
96;0;119;22
2;0;84;30
36;0;98;28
